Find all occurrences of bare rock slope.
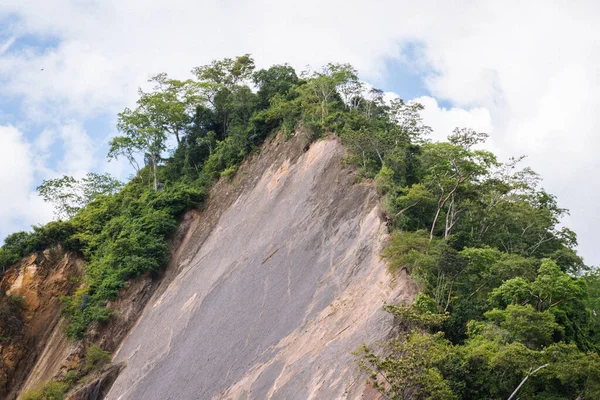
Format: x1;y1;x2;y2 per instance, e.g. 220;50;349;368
106;134;415;400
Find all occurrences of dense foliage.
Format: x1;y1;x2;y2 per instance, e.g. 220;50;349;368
328;71;600;398
0;55;598;398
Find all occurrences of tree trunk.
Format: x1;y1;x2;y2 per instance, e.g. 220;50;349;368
444;195;460;238
152;156;158;192
508;364;549;400
444;196;453;238
395;201;420;217
430;206;443;240
430;176;464;240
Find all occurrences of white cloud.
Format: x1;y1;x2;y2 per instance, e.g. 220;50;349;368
0;122;95;242
57;121;96;176
0;0;599;264
414;96;493;143
0;126;53;238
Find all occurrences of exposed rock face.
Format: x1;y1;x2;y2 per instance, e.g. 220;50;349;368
4;134;415;400
0;248;83;399
10;212;201;399
65;364;123;400
17;275;157;398
106;135;416;400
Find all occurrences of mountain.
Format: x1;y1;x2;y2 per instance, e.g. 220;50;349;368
1;56;599;400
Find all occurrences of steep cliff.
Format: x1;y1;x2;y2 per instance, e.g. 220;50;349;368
6;134;415;399
3;212;202;400
105;134;415;399
0;248;83;399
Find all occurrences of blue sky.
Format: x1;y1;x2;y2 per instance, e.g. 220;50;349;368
1;0;599;266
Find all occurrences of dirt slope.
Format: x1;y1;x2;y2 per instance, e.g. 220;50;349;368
105;134;416;400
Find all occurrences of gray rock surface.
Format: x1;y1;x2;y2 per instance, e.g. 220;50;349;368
66;364;123;400
106;135;415;400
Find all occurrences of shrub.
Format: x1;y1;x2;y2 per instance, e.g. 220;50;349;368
62;370;81;386
85;344;111;371
22;381;68;400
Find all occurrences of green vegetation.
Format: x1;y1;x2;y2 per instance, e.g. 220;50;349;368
20;344;111;400
84;344;111;372
21;381;68;400
0;55;598;398
342;87;600;397
37;173;123;220
0;221;76;273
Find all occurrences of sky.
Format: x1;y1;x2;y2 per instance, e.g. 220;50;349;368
0;0;598;265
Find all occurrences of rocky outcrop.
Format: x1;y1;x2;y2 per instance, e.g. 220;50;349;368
0;248;83;399
8;209;202;399
6;133;416;400
65;364;123;400
106;134;416;400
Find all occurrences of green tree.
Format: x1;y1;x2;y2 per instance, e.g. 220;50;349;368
37;173;123;219
485;305;561;349
357;331;457;400
192;54;255;90
0;231;31;270
253;64;299;109
420;129;497;240
142;73;199;145
112;106;168;191
298;63;360;134
192;54;256;138
490;259;586;312
582;270;600;349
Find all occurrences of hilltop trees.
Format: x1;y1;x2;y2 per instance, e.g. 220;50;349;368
111;101;168;192
297;63;360;134
253;64;299;109
357;122;598;398
420;129;497;240
109;72;199;190
191;54;255;138
357;331;456;400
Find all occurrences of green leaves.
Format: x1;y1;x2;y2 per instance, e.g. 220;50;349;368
37;173;123;220
356;331;457;400
192;54;255;89
253;64;299;110
296;63;360;135
111;71;201;190
58;178;203;339
490;259;586;312
114;105;168;190
489;277;530;307
384;302;449;331
383;230;443;275
485;305;561;349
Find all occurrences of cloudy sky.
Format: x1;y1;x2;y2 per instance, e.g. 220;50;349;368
0;1;598;265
